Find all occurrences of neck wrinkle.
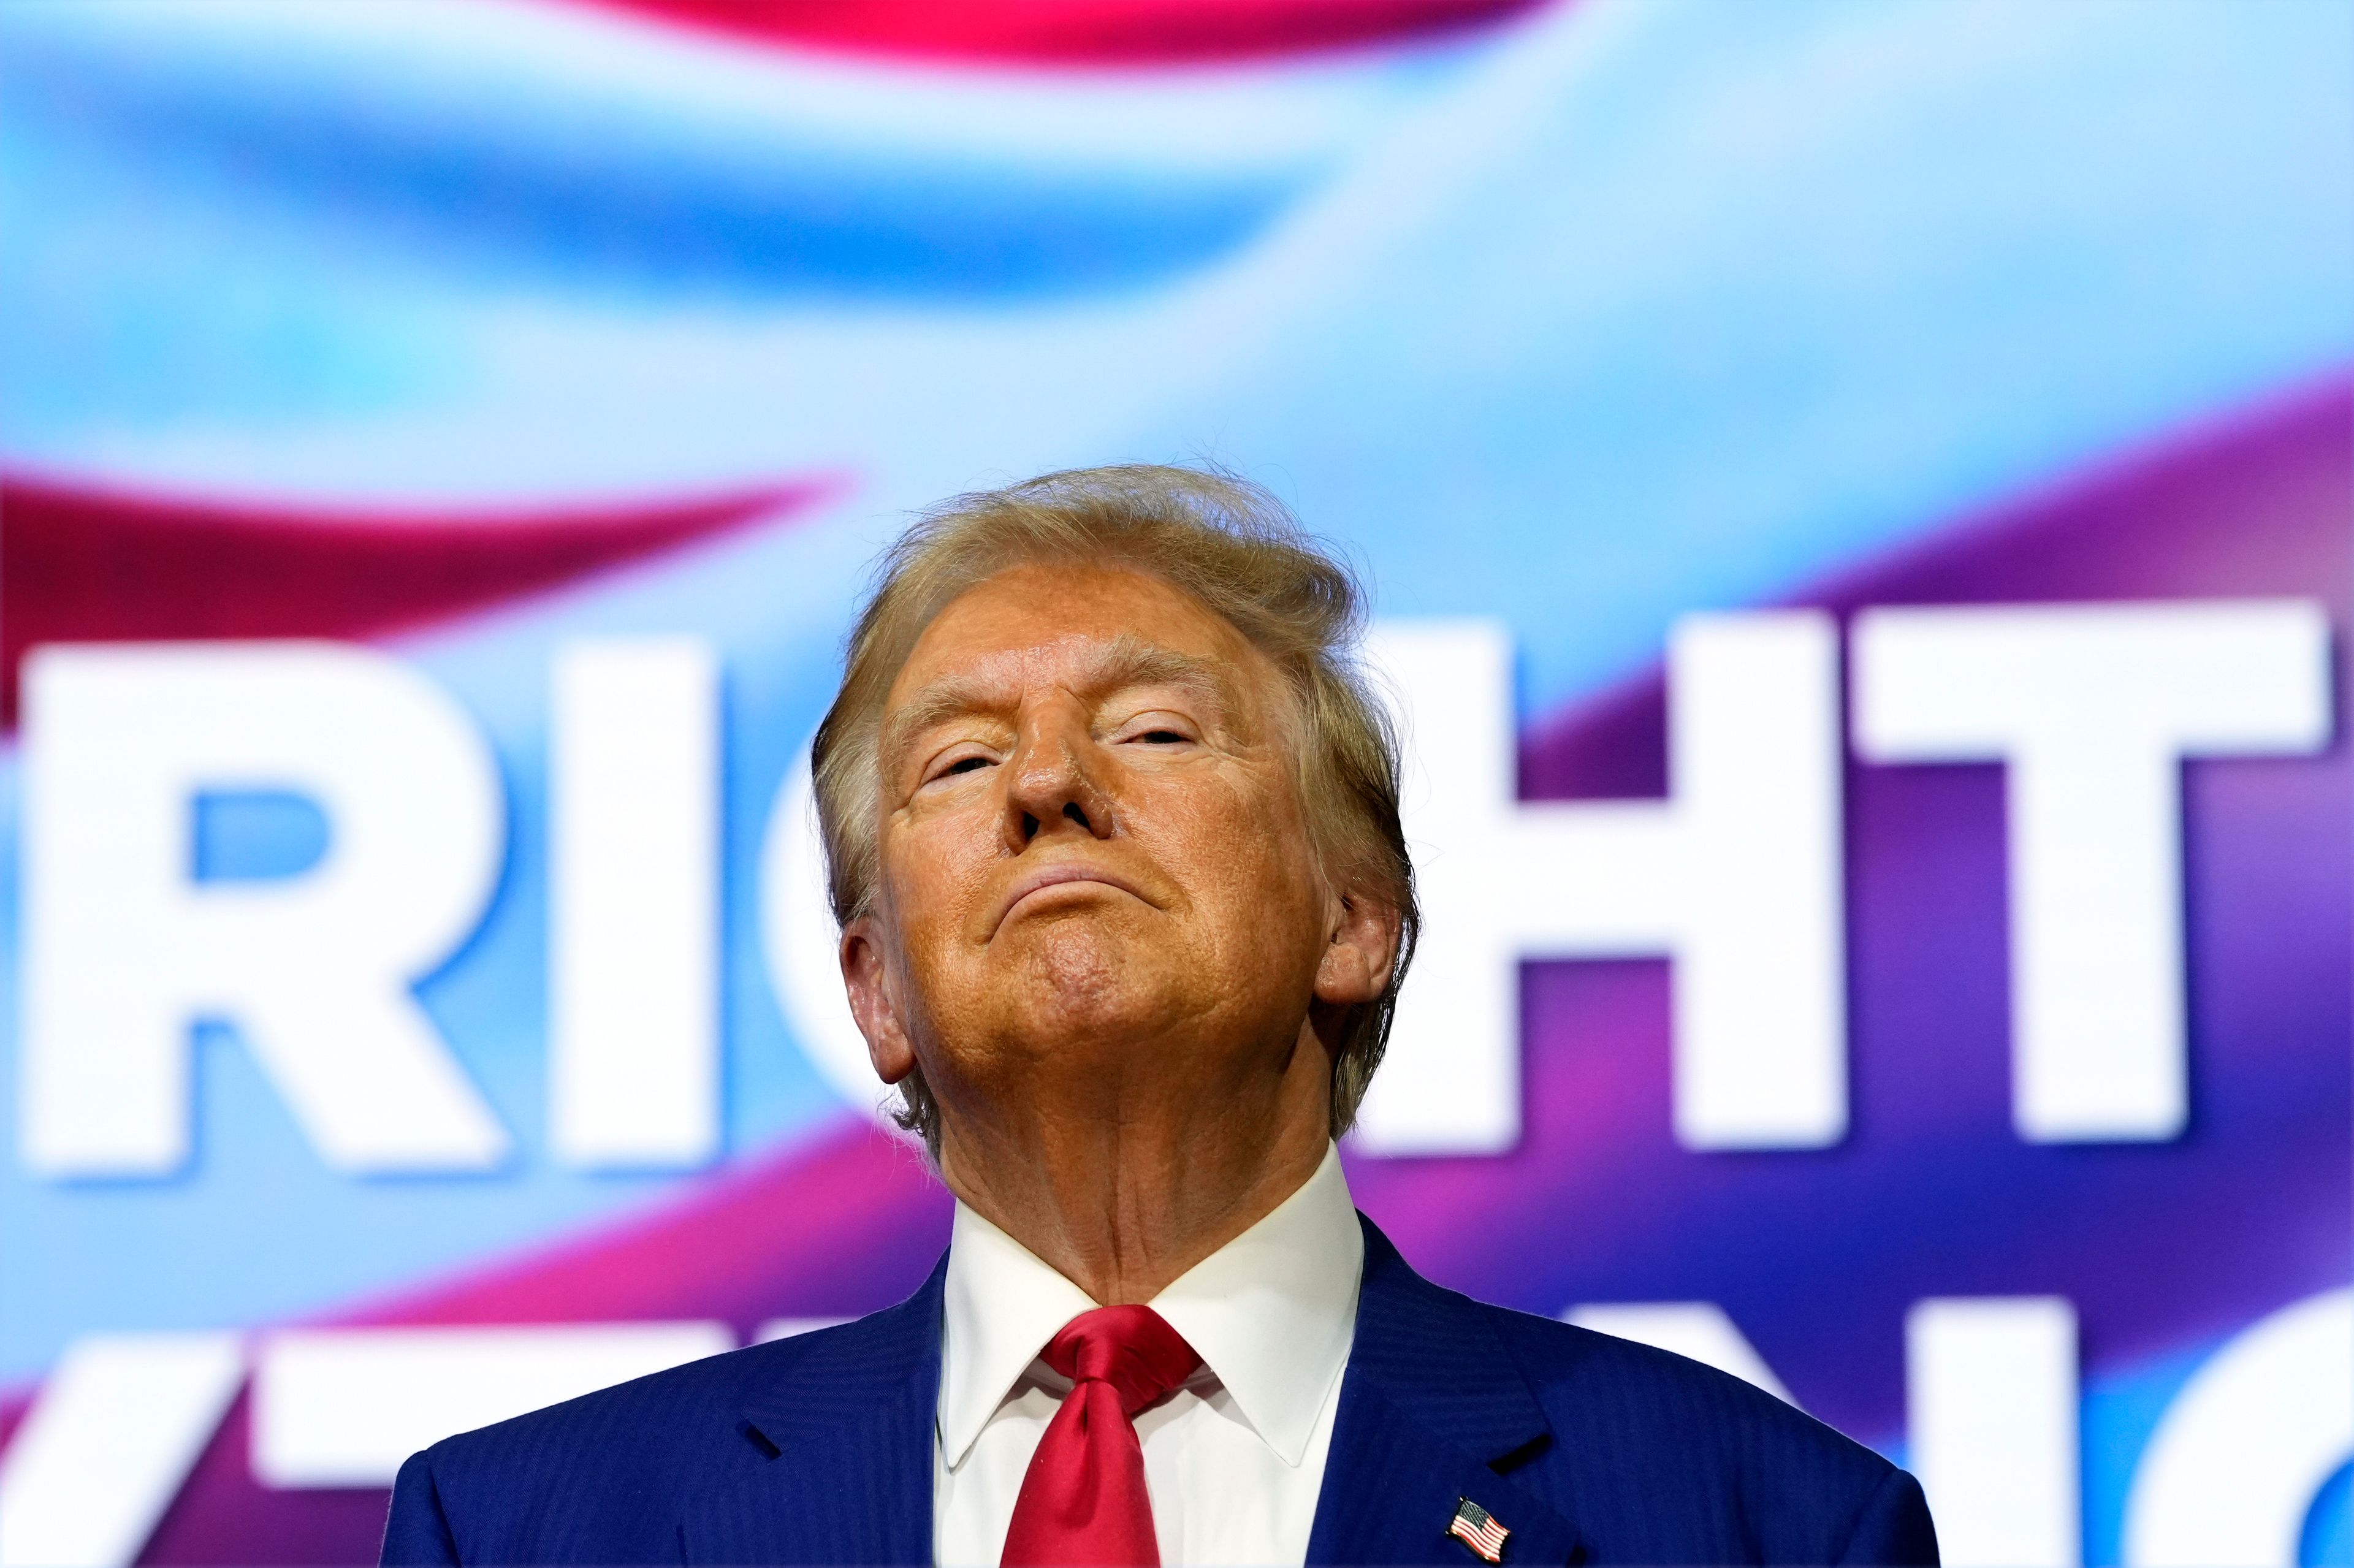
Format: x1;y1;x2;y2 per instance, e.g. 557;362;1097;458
938;1064;1331;1306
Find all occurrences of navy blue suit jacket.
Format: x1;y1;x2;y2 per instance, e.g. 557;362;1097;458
383;1215;1937;1565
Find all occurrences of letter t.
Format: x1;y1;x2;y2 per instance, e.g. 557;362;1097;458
1853;601;2330;1141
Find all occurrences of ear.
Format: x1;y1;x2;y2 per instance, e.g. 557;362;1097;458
1313;889;1400;1009
840;917;918;1086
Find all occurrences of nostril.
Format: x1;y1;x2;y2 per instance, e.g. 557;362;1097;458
1021;810;1041;843
1063;801;1092;832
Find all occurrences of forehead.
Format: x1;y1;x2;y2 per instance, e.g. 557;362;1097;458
885;562;1263;710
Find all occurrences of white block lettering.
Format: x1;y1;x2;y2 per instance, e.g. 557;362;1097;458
0;1332;243;1568
2123;1287;2353;1568
1907;1296;2081;1568
251;1323;733;1487
20;643;509;1176
549;637;721;1168
1355;614;1845;1153
760;755;902;1123
753;1316;852;1343
1853;602;2331;1141
1565;1302;1796;1404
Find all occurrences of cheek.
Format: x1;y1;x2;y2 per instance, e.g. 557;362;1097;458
1137;764;1320;910
884;808;999;945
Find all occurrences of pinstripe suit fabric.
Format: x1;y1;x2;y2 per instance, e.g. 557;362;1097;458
383;1216;1937;1566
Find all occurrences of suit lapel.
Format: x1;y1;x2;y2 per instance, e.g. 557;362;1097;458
1308;1217;1585;1567
679;1216;1582;1565
684;1254;946;1566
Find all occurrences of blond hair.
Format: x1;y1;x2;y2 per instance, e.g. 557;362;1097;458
810;464;1419;1156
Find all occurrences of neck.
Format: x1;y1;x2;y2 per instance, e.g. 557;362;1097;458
932;1026;1333;1304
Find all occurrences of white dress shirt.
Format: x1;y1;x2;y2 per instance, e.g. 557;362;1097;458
934;1145;1363;1568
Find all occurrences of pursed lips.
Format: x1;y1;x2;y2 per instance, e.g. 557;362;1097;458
988;862;1152;937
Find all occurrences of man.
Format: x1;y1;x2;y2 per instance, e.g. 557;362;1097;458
383;466;1938;1566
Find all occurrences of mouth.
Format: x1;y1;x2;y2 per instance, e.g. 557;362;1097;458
988;862;1151;938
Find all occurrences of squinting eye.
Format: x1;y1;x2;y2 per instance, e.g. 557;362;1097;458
937;755;991;779
1134;729;1187;744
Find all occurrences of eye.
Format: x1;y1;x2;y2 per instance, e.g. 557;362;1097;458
1107;703;1202;749
921;750;996;788
1116;717;1196;747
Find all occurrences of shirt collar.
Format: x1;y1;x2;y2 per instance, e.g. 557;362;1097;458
937;1144;1363;1471
937;1197;1098;1471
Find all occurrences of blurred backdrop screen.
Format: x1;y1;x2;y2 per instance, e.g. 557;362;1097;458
2;1;2350;1564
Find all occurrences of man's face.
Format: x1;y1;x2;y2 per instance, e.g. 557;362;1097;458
841;563;1355;1154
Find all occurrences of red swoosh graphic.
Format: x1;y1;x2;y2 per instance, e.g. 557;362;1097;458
0;474;842;726
576;0;1551;64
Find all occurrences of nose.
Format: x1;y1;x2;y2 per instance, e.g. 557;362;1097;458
1001;707;1115;851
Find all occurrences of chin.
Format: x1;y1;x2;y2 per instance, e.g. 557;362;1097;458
991;922;1184;1045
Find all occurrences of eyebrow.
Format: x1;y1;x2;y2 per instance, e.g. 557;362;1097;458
880;633;1248;775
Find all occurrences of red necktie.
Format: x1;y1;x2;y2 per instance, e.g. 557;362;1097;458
1000;1304;1202;1568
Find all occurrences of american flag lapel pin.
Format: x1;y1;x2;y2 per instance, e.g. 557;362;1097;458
1448;1497;1510;1563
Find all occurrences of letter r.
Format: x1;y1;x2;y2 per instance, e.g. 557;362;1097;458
19;642;510;1176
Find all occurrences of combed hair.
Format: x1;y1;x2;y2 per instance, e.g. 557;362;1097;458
809;464;1419;1158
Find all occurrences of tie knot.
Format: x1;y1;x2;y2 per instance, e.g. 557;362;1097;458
1041;1305;1201;1416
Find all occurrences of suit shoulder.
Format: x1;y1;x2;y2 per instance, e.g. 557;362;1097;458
1478;1304;1914;1531
1486;1304;1892;1467
430;1331;799;1467
408;1324;850;1561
